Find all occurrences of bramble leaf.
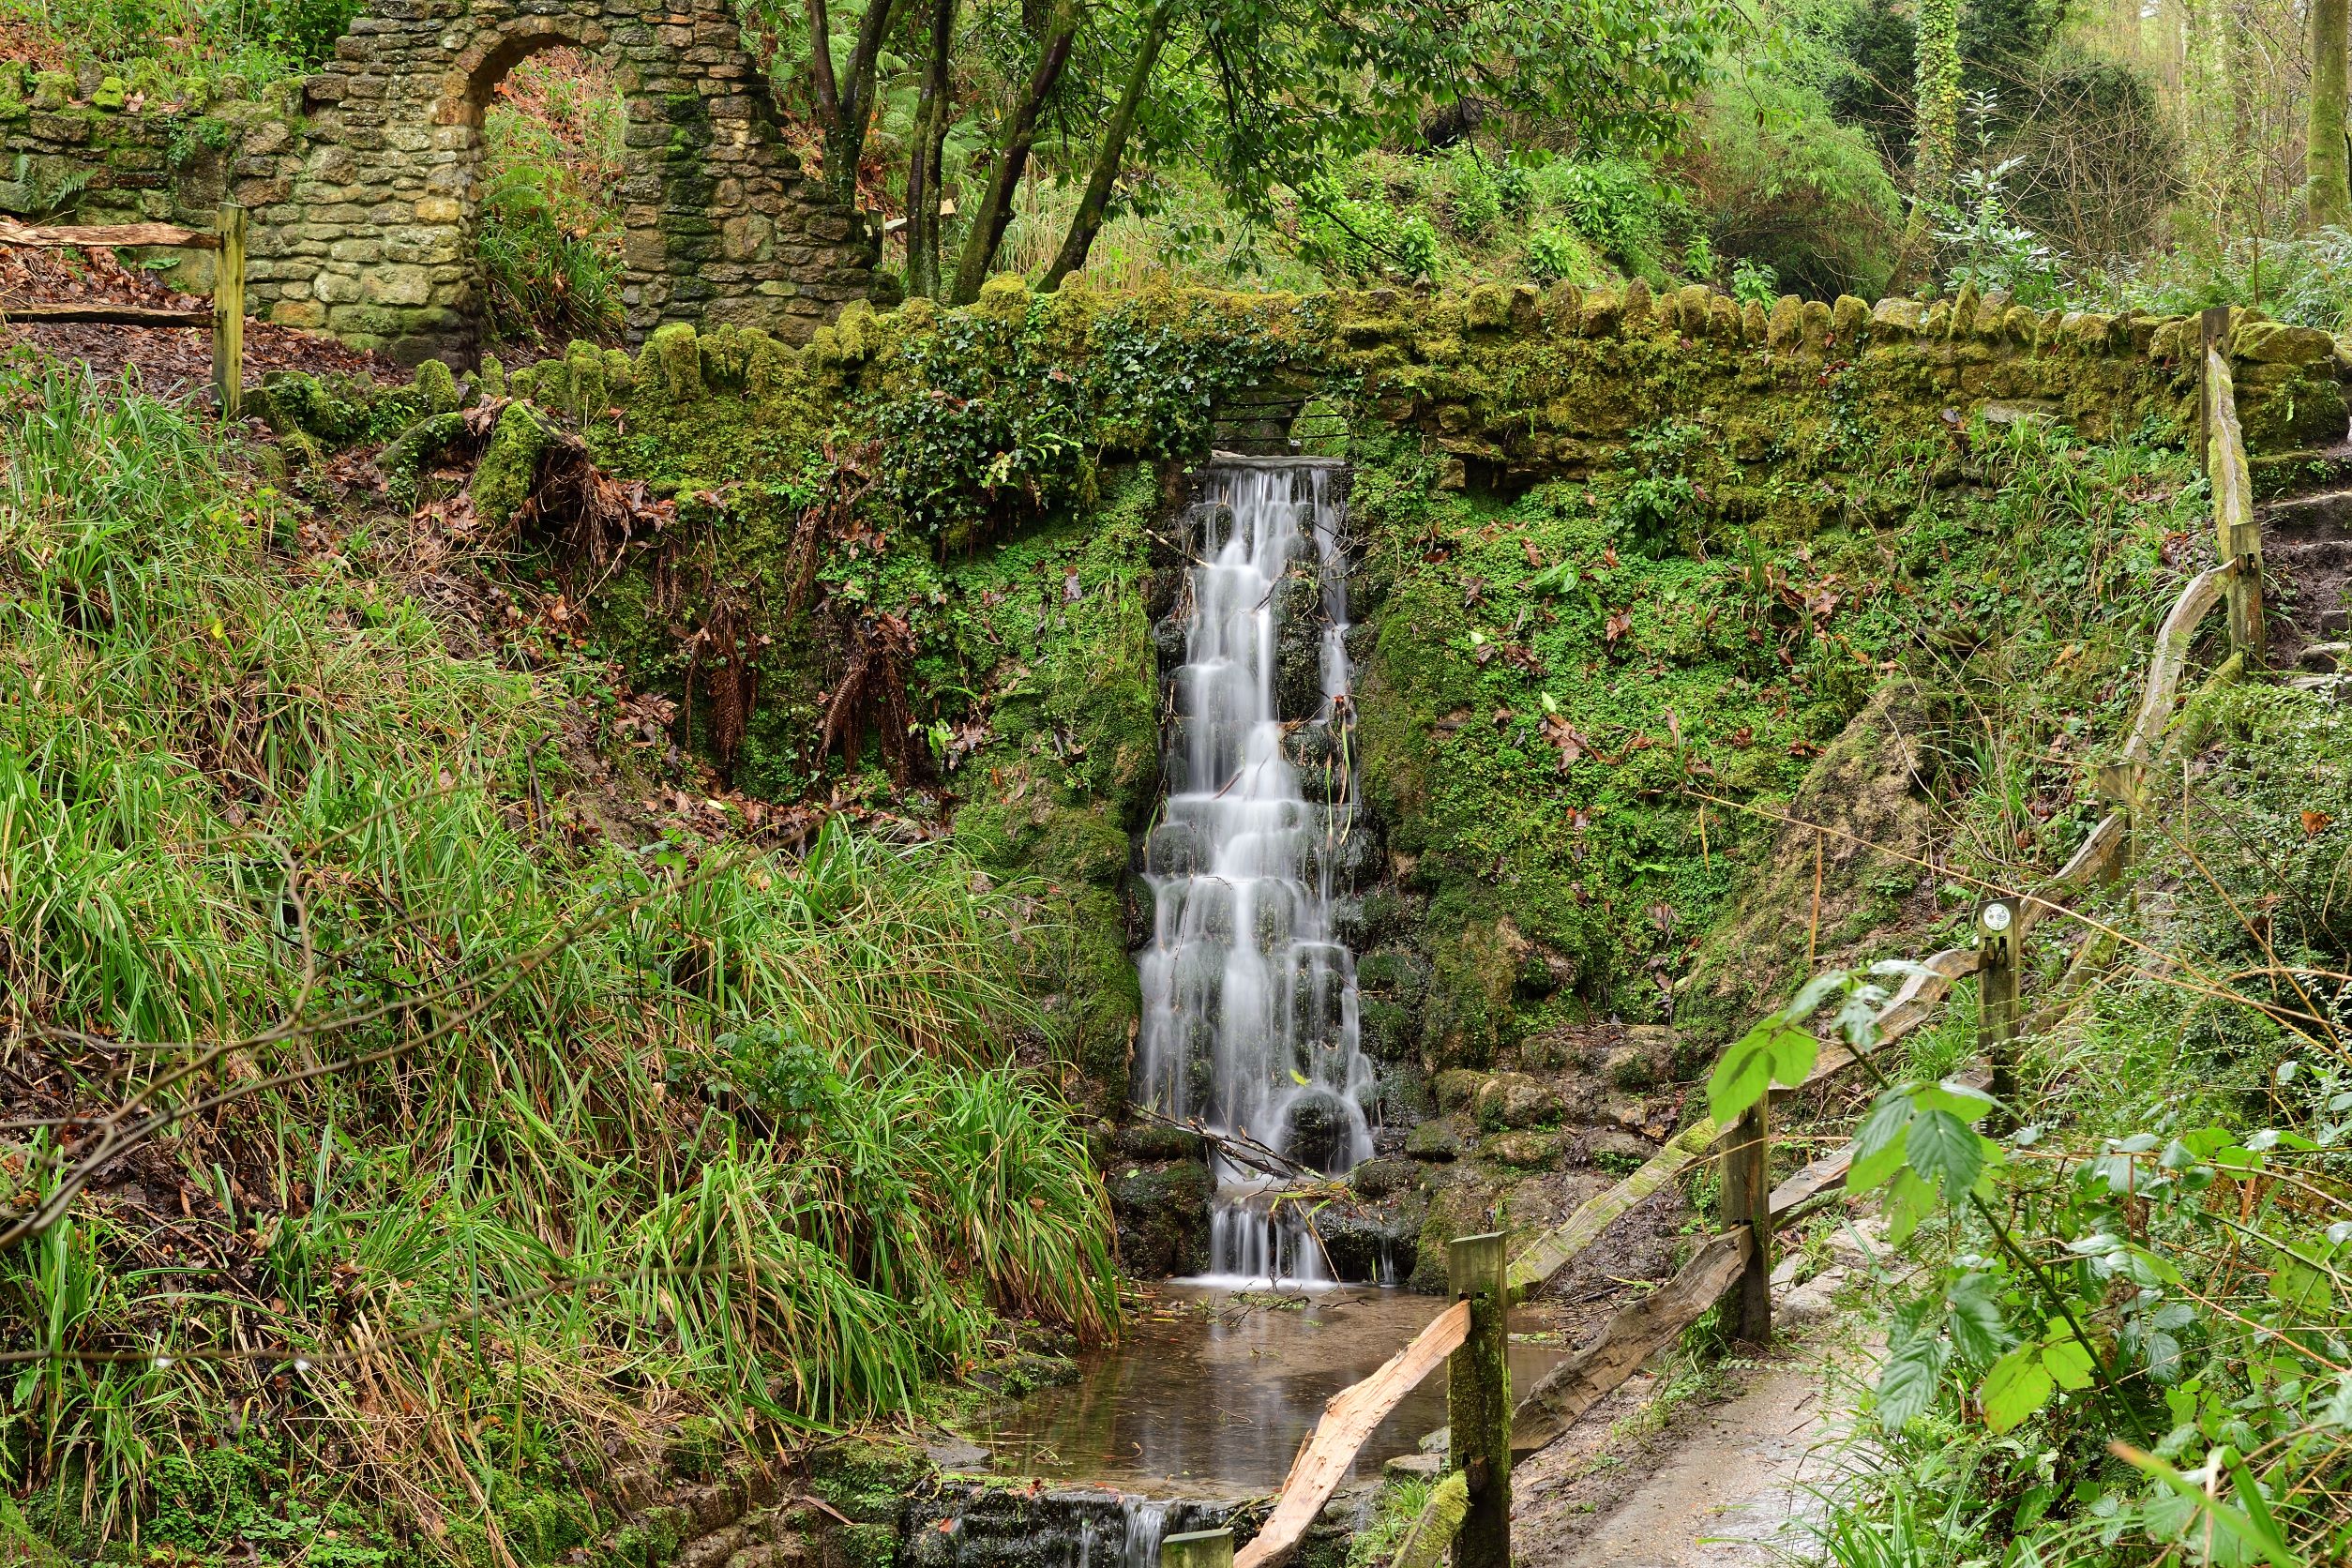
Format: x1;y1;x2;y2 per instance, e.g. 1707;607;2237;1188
1907;1108;1985;1194
1981;1344;2054;1434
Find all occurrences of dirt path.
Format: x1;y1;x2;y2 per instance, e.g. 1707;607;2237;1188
1510;1224;1887;1568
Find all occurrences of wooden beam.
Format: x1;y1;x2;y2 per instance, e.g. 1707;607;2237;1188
0;303;212;326
1230;1300;1471;1568
212;204;246;419
1163;1530;1235;1568
1506;1121;1712;1300
1508;1229;1752;1455
1719;1101;1772;1343
2205;343;2265;670
1447;1233;1510;1568
2119;565;2227;767
0;220;220;250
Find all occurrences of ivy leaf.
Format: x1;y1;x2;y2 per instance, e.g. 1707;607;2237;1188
1907;1107;1985;1195
2042;1332;2097;1392
1847;1088;1916;1194
1981;1344;2055;1434
1876;1319;1950;1430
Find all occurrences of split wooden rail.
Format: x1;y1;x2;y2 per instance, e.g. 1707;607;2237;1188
1161;311;2268;1568
0;204;249;415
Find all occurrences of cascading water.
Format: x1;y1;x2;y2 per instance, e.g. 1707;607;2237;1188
1135;457;1374;1286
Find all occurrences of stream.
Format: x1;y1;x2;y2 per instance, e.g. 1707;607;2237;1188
976;1285;1573;1497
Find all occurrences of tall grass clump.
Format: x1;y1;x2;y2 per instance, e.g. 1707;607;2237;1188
0;356;1116;1560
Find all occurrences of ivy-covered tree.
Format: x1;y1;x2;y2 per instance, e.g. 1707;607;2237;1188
2310;0;2351;229
1897;0;1963;279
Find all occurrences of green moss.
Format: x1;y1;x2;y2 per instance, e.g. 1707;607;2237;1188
474;400;552;524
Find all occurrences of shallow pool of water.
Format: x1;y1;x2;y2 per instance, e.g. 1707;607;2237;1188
972;1285;1572;1498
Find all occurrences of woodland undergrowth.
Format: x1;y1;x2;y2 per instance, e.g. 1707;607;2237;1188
0;354;1118;1563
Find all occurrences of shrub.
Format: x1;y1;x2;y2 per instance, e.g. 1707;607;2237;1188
1298;191;1440;281
1536;156;1681;278
1679;71;1901;299
1526;225;1600;285
2121;227;2352;334
1730;255;1779;305
1444;144;1502;240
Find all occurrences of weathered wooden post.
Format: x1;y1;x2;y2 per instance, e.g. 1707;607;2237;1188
2196;304;2227;471
1161;1529;1234;1568
1717;1097;1772;1344
2202;306;2266;670
212;203;247;419
1446;1232;1508;1568
1978;897;2020;1130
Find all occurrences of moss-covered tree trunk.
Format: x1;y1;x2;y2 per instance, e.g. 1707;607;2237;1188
1040;0;1176;291
1893;0;1961;289
905;0;960;297
2310;0;2351;229
948;0;1083;304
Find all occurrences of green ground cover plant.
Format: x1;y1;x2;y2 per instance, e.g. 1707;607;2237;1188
0;352;1118;1560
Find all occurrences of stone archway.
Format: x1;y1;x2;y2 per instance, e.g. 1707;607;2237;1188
262;0;873;367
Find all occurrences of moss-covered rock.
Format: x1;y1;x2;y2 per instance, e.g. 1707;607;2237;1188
473;400;552;524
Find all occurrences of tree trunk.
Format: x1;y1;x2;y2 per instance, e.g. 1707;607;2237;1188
1040;0;1175;291
807;0;913;207
947;0;1082;305
905;0;959;297
2310;0;2351;228
1892;0;1961;288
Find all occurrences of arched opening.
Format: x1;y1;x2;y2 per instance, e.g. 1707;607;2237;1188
448;30;641;355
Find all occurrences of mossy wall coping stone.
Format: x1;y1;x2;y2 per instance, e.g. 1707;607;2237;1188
517;285;2345;483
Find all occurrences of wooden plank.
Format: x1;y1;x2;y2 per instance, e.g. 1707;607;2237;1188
1506;1121;1712;1300
2118;565;2226;765
2046;810;2128;894
1507;1229;1752;1455
1232;1300;1471;1568
0;303;211;325
1767;1143;1853;1216
212;204;246;418
0;220;219;250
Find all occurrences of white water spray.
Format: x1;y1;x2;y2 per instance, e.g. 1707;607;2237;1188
1134;458;1372;1287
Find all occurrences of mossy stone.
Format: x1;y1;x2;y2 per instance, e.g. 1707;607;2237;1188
473;400;551;524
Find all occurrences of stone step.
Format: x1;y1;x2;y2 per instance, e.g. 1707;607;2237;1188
2259;488;2352;535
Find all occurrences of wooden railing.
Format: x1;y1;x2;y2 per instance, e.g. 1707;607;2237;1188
0;205;249;415
1162;313;2267;1568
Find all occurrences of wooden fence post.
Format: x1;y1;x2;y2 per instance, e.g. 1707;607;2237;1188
1717;1099;1772;1344
1446;1232;1508;1568
1979;897;2020;1129
212;203;246;419
2201;305;2266;671
1162;1530;1234;1568
2196;305;2226;472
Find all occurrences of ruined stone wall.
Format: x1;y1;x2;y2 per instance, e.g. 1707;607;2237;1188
0;8;875;369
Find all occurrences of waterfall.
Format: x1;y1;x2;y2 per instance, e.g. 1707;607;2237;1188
1135;457;1373;1287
